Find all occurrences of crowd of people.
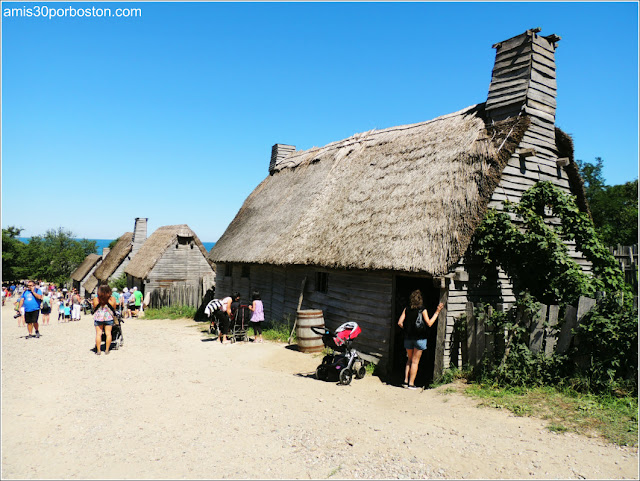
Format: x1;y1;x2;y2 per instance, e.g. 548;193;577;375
3;280;146;342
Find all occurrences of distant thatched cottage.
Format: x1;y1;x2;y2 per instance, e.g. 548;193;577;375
83;218;148;294
209;29;591;381
124;224;215;306
70;254;102;296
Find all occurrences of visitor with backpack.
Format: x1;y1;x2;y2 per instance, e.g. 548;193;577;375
397;289;443;390
40;290;52;325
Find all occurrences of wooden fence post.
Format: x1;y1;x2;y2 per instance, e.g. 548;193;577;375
495;303;504;354
544;305;559;357
485;305;495;355
529;304;547;353
556;305;577;354
476;305;485;365
577;296;596;322
465;302;475;367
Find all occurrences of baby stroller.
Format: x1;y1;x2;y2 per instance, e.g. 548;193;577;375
204;299;252;343
229;304;251;343
98;307;124;350
312;322;366;385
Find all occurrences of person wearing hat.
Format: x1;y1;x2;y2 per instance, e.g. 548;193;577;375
111;288;120;309
121;287;131;318
132;286;143;317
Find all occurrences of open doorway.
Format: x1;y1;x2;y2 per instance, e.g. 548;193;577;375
391;275;441;387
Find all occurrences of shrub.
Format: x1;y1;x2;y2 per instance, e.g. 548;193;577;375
567;293;638;395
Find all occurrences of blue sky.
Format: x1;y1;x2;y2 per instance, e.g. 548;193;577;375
2;1;638;243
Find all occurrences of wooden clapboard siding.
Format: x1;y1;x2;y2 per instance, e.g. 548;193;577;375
143;241;214;296
215;262;394;363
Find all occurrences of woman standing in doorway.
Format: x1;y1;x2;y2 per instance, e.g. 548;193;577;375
397;290;443;390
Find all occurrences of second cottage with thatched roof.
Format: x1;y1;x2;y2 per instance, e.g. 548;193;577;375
70;253;102;297
209;29;593;383
124;224;215;307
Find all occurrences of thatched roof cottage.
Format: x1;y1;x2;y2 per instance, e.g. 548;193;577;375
209;29;591;382
124;224;215;307
70;253;102;296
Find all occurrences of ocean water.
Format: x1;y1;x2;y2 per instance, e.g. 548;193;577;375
18;237;216;255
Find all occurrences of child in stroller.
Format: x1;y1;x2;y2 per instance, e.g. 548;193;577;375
312;322;366;385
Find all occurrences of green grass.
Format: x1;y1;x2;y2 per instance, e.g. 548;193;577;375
195;317;297;343
142;305;197;320
464;384;638;446
262;318;295;343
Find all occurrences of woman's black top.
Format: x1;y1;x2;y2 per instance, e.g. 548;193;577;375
404;305;427;340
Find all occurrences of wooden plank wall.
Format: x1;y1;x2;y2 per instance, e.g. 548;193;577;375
143;240;215;302
214;263;394;364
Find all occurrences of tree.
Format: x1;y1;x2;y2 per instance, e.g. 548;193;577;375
2;226;25;281
18;228;97;285
577;157;638;246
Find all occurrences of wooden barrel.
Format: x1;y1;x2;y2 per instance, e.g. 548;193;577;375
296;310;325;353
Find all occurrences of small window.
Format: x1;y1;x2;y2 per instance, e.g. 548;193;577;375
315;272;328;294
224;264;232;277
241;265;250;278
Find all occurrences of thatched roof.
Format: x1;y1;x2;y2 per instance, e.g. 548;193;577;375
209;104;531;276
124;224;210;279
555;127;591;218
70;254;101;282
83;233;133;292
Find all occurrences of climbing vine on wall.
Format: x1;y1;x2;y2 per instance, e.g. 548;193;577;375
470;181;626;305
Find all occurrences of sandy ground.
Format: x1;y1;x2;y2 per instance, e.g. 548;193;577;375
1;301;638;480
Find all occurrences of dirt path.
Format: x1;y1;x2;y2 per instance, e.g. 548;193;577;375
1;301;637;479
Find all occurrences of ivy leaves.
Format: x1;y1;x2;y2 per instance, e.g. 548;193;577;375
471;182;627;305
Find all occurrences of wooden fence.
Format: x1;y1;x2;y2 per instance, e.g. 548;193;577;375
451;296;600;368
148;276;215;309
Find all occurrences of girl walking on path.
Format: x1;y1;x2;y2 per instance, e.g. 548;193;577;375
248;291;265;343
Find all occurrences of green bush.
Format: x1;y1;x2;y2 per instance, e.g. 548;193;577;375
470;293;638;396
568;293;638;395
108;273;127;291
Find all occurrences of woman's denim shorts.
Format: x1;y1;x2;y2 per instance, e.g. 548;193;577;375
94;319;114;327
404;338;427;351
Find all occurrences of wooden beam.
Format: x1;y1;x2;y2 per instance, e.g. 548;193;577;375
518;148;537;159
433;285;449;380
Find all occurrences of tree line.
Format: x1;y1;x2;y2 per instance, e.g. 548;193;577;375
2;227;97;286
577;157;638;246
